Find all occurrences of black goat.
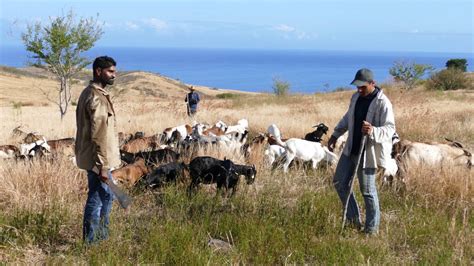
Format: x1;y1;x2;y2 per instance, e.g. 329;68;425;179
187;156;240;197
233;163;257;184
304;123;329;143
145;162;188;188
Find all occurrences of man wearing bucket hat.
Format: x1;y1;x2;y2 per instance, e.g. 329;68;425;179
328;68;396;235
184;86;200;117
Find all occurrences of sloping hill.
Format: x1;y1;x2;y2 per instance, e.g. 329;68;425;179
0;66;255;107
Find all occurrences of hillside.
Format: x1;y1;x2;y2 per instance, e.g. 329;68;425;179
0;65;256;107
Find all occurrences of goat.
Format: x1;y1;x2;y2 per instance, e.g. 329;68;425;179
264;144;286;166
145;162;188;188
233;163;257;185
47;137;75;156
118;132;134;147
188;156;241;197
162;124;192;143
270;124;338;173
120;148;179;167
121;135;160;153
304;123;329;142
394;139;472;182
0;145;20;159
112;158;149;188
18;139;51;159
241;133;268;159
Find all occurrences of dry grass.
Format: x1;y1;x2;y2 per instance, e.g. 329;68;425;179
0;75;473;263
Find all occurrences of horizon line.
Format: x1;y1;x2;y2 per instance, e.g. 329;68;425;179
1;44;473;56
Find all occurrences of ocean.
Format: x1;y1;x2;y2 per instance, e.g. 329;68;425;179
1;46;472;93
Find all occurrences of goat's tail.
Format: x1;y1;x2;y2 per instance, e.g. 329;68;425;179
323;146;338;163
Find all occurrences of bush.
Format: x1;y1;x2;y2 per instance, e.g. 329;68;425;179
426;68;470;91
332;86;352;92
389;61;434;90
216;93;239;99
446;59;467;72
272;77;290;96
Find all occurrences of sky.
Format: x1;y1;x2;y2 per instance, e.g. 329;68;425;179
0;0;473;53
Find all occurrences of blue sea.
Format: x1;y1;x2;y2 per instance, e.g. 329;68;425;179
1;46;472;93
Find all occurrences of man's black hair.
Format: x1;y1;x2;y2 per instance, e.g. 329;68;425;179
92;56;116;72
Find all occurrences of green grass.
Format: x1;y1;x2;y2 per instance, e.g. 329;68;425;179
2;175;470;264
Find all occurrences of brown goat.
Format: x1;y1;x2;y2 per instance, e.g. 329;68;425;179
47;138;75;156
0;145;20;159
202;126;226;136
121;135;160;153
111;158;150;188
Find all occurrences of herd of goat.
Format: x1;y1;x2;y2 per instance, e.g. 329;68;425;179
1;119;472;196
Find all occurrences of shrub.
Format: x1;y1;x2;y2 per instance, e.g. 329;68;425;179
426;68;470;91
446;59;468;72
216;93;239;99
389;61;434;90
272;77;290;96
332;86;352;92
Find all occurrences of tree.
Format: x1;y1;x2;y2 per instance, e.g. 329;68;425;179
22;10;103;119
426;68;470;91
389;61;434;90
272;77;290;96
446;58;468;72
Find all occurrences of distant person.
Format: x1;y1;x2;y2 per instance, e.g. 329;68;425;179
184;86;200;116
328;68;396;235
75;56;121;244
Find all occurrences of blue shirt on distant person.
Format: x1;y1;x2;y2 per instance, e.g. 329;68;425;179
185;86;200;115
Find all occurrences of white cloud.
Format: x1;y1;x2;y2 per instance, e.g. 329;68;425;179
143;18;168;32
125;21;140;31
411;29;420;34
273;24;316;40
274;24;296;33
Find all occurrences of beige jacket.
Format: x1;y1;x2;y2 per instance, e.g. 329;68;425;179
75;81;121;172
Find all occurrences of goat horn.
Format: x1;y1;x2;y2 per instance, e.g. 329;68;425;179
445;138;464;149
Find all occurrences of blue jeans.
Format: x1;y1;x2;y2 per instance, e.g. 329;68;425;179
83;170;114;244
333;154;380;233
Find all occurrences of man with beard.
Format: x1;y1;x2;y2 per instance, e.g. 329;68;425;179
75;56;121;244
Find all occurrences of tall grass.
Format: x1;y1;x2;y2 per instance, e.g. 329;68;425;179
0;87;473;263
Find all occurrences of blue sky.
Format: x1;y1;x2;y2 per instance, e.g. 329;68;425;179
0;0;473;53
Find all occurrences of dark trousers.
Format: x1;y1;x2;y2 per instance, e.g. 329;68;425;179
187;108;197;117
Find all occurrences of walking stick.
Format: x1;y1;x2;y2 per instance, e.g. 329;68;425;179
341;135;367;231
186;93;190;117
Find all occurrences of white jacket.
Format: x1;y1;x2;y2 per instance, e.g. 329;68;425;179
332;89;395;169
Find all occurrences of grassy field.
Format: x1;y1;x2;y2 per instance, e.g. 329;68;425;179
0;76;473;264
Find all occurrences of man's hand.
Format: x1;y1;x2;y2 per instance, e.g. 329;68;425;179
328;135;338;152
99;168;109;182
362;121;373;136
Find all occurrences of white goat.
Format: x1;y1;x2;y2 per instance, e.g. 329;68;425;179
269;124;338;172
20;139;51;157
163;124;192;142
264;144;286;166
394;139;473;181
